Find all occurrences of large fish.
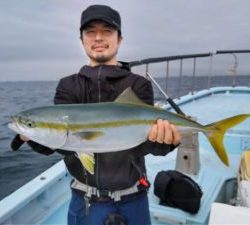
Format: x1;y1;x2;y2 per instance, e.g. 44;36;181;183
8;88;249;174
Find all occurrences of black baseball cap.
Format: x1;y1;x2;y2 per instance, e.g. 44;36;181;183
80;5;121;34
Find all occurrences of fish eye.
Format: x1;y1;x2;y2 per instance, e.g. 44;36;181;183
27;121;34;127
19;117;35;128
26;120;36;128
18;116;36;128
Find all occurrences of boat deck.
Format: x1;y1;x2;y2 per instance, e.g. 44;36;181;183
149;86;250;224
1;86;250;225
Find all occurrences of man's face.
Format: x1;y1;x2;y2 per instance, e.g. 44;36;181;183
81;21;122;66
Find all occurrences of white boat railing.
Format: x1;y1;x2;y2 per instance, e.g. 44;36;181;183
128;49;250;99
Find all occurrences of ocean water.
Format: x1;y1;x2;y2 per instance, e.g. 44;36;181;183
0;81;62;200
0;76;249;200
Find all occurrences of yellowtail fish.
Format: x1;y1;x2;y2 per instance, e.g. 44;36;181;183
8;88;250;174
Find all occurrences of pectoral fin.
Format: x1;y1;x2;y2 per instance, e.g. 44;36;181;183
77;152;95;175
73;131;104;141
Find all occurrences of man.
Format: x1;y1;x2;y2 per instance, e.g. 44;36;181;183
14;5;180;225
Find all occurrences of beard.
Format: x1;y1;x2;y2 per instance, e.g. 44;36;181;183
91;55;111;64
87;49;118;65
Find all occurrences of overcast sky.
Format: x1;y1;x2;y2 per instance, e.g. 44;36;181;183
0;0;250;81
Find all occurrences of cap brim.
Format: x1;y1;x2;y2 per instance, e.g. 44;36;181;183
80;15;120;31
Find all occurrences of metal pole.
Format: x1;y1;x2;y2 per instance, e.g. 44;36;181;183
191;57;196;94
208;54;213;89
207;50;217;89
178;59;183;98
231;53;238;87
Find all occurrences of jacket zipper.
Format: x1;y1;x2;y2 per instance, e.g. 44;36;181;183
97;65;103;102
96;65;102;188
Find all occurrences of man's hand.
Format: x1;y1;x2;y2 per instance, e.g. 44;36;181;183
148;119;181;145
20;135;29;142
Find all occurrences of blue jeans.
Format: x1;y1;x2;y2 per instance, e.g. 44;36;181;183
68;190;151;225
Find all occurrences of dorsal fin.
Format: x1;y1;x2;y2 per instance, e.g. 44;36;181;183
114;87;147;105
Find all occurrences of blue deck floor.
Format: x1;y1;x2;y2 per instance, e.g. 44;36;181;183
147;87;250;224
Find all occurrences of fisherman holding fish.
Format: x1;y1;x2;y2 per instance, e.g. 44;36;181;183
11;5;181;225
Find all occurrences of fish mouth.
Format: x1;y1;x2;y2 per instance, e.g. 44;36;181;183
8;116;23;134
8;121;21;134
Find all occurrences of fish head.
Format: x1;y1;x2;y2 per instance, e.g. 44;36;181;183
8;111;68;149
9;113;40;138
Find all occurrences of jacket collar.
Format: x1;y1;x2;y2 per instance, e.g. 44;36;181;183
79;65;130;79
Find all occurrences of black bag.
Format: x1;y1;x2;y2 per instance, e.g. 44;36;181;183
154;170;203;214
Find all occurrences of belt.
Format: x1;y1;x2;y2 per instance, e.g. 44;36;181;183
71;179;142;202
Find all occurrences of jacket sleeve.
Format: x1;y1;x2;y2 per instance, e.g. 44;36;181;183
131;76;178;158
27;78;76;155
27;140;55;155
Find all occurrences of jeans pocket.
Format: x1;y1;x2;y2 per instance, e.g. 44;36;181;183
68;204;86;225
68;191;86;225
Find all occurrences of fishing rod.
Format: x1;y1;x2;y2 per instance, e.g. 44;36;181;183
146;72;186;116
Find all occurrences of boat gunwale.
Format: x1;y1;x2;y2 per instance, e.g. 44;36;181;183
161;86;250;110
0;161;68;223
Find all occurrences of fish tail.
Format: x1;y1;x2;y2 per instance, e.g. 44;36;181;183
205;114;250;166
77;153;95;175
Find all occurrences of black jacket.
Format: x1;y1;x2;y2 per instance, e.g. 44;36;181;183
28;65;175;191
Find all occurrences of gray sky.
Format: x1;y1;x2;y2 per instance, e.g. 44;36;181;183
0;0;250;81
